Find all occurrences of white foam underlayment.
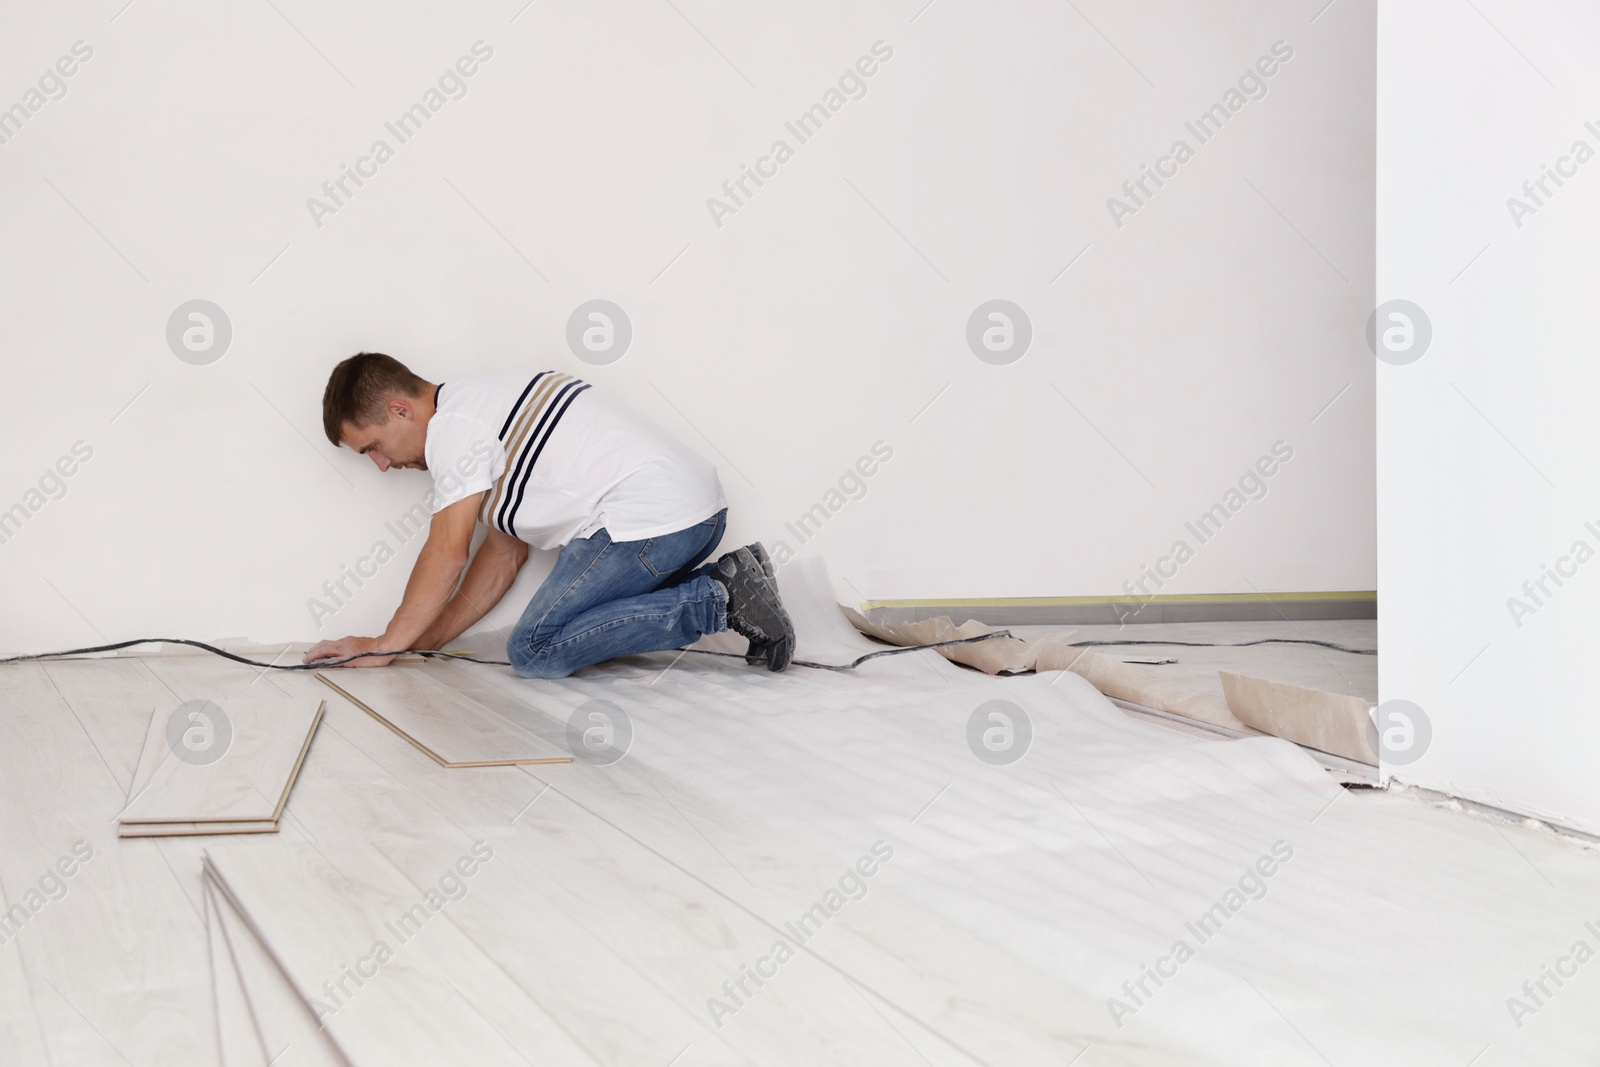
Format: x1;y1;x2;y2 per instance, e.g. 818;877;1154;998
666;559;1600;1063
3;558;1599;1065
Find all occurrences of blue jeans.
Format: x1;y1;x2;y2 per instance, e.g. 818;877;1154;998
506;510;729;679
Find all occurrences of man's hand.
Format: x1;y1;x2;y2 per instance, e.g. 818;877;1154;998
302;494;484;668
302;635;396;668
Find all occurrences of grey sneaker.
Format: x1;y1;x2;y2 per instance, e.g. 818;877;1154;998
715;547;794;672
741;543;778;664
746;542;776;584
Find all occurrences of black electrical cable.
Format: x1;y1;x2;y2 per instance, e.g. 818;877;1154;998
0;631;1373;674
0;638;495;670
681;631;1016;671
1061;637;1376;655
0;632;1019;672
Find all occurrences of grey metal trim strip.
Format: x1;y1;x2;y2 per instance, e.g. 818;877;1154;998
866;596;1376;628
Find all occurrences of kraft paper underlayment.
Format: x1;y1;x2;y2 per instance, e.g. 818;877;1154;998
784;566;1382;767
485;556;1378;767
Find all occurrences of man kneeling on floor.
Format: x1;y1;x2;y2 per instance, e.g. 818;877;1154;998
302;353;794;675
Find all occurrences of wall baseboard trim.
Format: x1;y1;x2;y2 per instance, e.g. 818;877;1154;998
859;591;1377;627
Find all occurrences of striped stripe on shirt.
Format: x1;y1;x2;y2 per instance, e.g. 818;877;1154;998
479;371;590;538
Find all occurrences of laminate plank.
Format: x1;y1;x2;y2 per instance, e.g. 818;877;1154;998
244;675;739;1064
189;672;703;1063
298;665;1021;1064
0;657;60;693
407;658;568;746
126;702;173;815
129;656;293;808
0;684;212;1064
294;668;1081;1066
206;872;346;1067
39;658;165;791
0;876;52;1065
315;665;570;767
205;877;267;1067
135;654;295;702
105;656;224;812
204;843;601;1066
175;686;762;1064
360;829;735;1067
121;820;280;839
118;698;324;826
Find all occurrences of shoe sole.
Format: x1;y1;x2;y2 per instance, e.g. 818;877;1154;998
763;634;794;672
735;548;794;671
746;542;776;585
752;564;794;672
719;548;795;670
730;543;784;665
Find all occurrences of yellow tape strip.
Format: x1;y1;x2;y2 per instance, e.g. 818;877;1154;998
859;591;1377;610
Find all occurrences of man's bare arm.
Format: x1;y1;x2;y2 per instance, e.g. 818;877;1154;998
413;527;528;650
303;493;482;666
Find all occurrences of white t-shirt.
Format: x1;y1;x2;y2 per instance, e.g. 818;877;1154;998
422;372;726;550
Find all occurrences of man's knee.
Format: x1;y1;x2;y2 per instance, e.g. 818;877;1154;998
506;633;573;679
511;658;573;680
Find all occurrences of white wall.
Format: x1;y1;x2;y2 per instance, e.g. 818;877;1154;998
0;0;1373;654
1378;1;1600;833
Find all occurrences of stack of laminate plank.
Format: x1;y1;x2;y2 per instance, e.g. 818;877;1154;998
203;842;597;1066
116;697;325;837
194;664;575;1065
